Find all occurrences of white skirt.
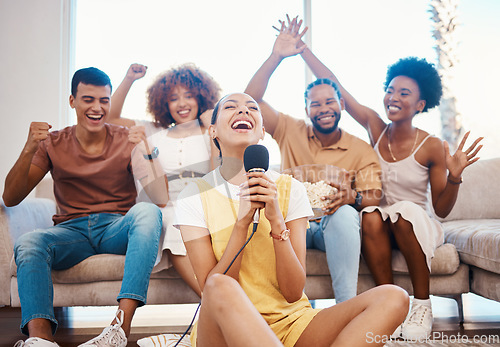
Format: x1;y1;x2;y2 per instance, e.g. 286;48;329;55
152;200;187;272
361;201;444;271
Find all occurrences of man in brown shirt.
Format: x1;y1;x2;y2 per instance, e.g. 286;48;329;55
3;67;165;347
245;19;382;303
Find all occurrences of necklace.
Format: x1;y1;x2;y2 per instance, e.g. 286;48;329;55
387;125;419;162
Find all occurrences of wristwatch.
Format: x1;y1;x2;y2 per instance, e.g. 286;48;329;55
270;228;290;241
143;147;159;160
353;191;363;209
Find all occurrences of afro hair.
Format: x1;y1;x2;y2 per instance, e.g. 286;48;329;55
384;57;443;113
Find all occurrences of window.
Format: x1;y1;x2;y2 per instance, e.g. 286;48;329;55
76;0;500;161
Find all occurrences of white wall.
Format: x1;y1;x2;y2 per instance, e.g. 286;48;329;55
0;0;74;193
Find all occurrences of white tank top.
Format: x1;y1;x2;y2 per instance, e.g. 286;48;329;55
374;126;432;213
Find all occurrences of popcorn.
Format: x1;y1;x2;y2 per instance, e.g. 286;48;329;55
303;180;337;209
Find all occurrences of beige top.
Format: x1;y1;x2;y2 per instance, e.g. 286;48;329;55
273;113;382;192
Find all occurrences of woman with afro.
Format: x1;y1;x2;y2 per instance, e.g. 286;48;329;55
285;22;483;340
108;63;222;297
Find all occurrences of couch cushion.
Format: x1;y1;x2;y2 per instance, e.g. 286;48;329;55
440;158;500;222
386;243;460;274
306;243;460;276
444;219;500;274
11;253;182;283
3;197;56;244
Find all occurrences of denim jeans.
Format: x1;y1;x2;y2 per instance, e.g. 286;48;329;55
306;204;360;303
14;202;162;335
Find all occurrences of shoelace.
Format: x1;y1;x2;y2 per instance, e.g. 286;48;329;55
97;326;124;346
82;309;126;346
406;304;429;326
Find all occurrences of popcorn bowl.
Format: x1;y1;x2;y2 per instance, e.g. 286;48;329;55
281;164;348;219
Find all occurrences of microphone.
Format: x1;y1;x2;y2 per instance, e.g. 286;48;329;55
243;144;270;224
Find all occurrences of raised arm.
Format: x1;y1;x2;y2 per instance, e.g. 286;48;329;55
108;64;147;128
430;132;483;218
2;122;50;206
300;47;386;145
129;125;169;207
245;15;307;136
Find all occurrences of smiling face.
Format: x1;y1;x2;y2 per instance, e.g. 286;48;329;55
210;93;265;156
70;83;111;134
384;75;426;122
167;85;200;124
305;84;344;134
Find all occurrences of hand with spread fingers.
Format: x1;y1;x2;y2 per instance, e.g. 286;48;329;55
444;131;483;181
271;14;308;60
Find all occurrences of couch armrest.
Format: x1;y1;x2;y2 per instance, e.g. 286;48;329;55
0;198;56;305
0;204;13;305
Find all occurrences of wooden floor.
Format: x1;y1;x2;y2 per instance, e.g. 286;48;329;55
1;293;499;346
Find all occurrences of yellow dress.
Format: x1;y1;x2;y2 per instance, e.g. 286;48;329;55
190;174;320;346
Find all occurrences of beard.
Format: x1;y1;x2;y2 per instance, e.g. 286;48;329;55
311;113;341;134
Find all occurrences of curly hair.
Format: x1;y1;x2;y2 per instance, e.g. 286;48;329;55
384;57;443;113
146;63;221;128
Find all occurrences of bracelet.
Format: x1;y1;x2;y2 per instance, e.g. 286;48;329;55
143;147;159;160
447;175;463;185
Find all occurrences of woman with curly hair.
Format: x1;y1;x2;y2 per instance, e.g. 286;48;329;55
108;63;222;297
268;16;483;340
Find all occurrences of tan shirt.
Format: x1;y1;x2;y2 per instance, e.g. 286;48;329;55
273;113;382;192
32;124;138;224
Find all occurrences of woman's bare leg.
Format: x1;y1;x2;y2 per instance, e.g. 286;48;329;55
391;217;430;299
361;211;394;284
197;274;283;347
169;251;202;297
296;285;409;347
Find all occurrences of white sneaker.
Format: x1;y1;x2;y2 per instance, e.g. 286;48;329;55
78;309;127;347
14;337;60;347
401;302;433;340
137;333;192;347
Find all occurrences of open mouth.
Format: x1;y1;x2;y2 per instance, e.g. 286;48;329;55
231;119;253;130
387;105;401;112
316;113;336;122
87;114;103;121
178;109;191;116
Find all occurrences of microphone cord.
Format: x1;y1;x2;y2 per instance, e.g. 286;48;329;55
174;222;259;346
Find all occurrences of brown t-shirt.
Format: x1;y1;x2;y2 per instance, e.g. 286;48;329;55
273;113;382;192
32;124;138;224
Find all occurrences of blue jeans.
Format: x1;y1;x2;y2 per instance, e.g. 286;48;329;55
14;202;162;335
306;204;360;303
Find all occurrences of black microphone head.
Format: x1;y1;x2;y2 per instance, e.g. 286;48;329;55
244;144;269;172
